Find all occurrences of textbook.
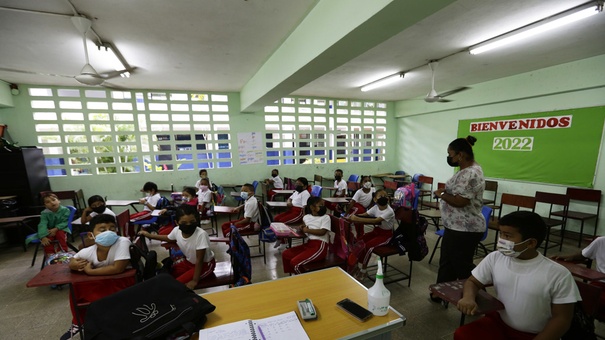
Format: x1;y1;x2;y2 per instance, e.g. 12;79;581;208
198;311;309;340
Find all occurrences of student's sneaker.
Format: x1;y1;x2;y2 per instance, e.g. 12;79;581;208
273;239;283;249
60;324;80;340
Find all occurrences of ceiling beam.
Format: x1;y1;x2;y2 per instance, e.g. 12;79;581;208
239;0;456;112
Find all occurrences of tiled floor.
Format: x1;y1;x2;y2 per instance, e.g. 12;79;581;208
0;214;603;339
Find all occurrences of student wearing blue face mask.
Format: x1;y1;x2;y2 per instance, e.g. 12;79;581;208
63;214;134;340
220;183;259;238
455;211;580;340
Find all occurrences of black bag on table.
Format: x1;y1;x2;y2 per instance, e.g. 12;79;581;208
84;273;216;340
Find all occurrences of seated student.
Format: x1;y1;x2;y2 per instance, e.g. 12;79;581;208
195;169;213;192
63;214;134;339
130;181;161;221
553;236;605;316
139;205;216;290
27;193;72;256
348;189;395;281
282;197;330;274
324;169;348;213
455;211;580;340
345;175;375;239
265;169;284;201
157;187;199;236
221;183;260;238
80;195;116;225
274;177;310;224
197;178;213;224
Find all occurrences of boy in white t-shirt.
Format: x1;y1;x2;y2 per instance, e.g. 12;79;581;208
346;175;375;239
553;235;605;317
220;183;260;238
197;178;213;224
265;169;283;201
455;211;580;340
63;214;134;339
81;195;116;224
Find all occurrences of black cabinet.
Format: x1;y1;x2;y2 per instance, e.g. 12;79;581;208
0;148;50;207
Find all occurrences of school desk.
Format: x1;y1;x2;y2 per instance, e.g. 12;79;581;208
271;189;295;198
419;209;442;230
323;197;351;204
429;279;504;326
211;206;238;235
26;263;136;330
0;214;39;251
105;199;140;212
197;267;405;339
555;259;605;282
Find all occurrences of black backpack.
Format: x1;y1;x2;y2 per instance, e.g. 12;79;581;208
390;209;429;261
84;274;216;340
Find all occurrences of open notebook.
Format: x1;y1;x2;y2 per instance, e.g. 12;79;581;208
199;311;309;340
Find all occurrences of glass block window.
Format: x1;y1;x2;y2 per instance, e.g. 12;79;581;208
28;87;233;176
263;97;387;165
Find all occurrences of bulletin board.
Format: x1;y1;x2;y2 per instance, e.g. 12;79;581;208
457;106;605;188
237;132;263;165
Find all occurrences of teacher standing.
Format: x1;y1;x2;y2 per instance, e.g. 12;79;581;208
432;136;485;298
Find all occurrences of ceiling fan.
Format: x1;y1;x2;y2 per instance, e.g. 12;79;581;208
424;60;469;103
0;16;132;88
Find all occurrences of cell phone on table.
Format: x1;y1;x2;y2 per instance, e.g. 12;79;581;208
336;298;373;322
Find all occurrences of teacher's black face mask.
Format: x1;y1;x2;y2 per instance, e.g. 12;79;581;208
447;155;459;167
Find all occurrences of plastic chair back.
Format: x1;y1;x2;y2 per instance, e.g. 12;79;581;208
480;206;492;242
347;174;360;183
311;185;323;197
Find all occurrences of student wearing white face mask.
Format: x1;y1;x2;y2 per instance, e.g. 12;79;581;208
197;178;213;224
220;183;259;238
455;211;580;340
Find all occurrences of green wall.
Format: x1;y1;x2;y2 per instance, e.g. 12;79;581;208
395;54;605;234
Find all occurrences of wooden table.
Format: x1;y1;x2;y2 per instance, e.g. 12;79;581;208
27;263;136;330
0;214;40;251
555;259;605;282
429;279;504;326
419;209;442;230
210;206;238;236
198;267;405;339
106;200;140;212
272;189;295;195
323;197;351;204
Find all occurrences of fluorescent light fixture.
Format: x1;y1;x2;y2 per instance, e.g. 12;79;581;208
469;2;602;55
360;72;404;92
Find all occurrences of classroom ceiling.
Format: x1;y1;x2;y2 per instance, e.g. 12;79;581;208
0;0;604;108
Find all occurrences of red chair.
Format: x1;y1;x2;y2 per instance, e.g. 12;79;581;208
552;188;602;248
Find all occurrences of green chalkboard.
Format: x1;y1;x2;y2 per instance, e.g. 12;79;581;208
457;106;605;188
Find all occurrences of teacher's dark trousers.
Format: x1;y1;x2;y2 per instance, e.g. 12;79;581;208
436;228;484;283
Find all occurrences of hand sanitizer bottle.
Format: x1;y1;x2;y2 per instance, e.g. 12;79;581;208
367;258;391;316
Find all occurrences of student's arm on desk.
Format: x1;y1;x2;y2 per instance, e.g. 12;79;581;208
69;257;89;271
187;249;206;290
457;276;485;315
139;230;171;242
84;259;129;276
534;303;574;340
349;214;382;225
301;225;327;236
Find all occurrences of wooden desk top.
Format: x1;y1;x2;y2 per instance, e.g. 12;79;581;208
200;267;404;339
323;197;351;204
0;215;40;224
429;280;504;315
106;200;139;206
419;210;442;218
0;195;17;200
213;206;237;214
272;189;295;195
555;259;605;282
267;201;288;207
26;263;136;288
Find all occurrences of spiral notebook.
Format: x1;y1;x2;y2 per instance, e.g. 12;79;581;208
199;311;309;340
